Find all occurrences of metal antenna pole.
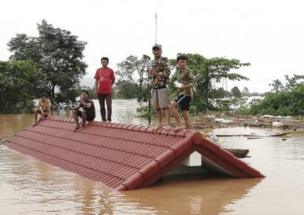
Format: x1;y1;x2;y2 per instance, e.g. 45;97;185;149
148;12;158;126
155;12;158;44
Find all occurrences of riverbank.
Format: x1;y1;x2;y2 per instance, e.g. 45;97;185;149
192;112;304;131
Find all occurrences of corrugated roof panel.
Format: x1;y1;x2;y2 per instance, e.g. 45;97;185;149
6;117;263;190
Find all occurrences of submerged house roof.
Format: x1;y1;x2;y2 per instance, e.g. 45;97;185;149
6;117;263;191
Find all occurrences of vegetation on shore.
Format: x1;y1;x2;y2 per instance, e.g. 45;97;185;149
1;21;303;117
240;75;304;116
0;61;40;113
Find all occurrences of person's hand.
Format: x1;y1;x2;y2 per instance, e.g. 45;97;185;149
80;98;87;106
72;104;80;110
174;81;183;88
149;69;157;77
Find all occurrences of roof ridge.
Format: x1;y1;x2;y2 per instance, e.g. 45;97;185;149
47;116;192;137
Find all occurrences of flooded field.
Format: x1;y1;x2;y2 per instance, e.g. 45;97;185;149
1;99;303;215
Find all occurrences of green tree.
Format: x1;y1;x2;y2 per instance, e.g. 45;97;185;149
284;74;304;90
243;74;304;116
117;55;151;100
210;87;231;98
231;86;242;97
270;74;304;92
8;20;87;102
171;54;249;111
0;61;42;113
245;84;304;116
270;79;285;92
114;80;140;99
242;87;249;96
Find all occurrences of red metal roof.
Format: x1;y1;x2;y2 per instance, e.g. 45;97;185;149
6;117;263;190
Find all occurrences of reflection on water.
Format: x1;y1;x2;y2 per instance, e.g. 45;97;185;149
1;99;304;214
0;114;34;139
122;177;262;215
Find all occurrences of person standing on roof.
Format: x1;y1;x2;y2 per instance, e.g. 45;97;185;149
149;44;171;128
170;54;194;129
94;57;115;122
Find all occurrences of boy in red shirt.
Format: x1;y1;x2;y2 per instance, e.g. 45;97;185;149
94;57;115;121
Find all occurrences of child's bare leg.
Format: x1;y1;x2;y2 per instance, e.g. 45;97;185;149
170;102;182;127
182;111;192;129
33;109;41;126
81;112;87;127
163;107;170;127
34;110;38;124
156;108;162;128
81;111;87;127
72;110;80;131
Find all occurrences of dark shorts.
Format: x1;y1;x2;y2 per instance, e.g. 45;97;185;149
75;110;95;122
175;95;192;112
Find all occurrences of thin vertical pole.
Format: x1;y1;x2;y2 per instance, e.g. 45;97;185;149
155;12;158;44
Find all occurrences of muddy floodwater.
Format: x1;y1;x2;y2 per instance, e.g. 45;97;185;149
1;99;304;215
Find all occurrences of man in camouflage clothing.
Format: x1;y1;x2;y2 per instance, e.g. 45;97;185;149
149;44;171;128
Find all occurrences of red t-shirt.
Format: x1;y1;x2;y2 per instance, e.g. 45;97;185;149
94;67;115;94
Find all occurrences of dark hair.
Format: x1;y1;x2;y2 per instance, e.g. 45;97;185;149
81;89;89;95
101;57;109;62
177;54;188;62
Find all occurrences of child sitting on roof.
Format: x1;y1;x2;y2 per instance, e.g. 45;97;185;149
33;95;51;126
72;90;96;131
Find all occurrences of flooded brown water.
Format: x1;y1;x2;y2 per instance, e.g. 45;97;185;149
1;99;304;215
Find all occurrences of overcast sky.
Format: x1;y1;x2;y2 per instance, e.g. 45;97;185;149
1;0;303;92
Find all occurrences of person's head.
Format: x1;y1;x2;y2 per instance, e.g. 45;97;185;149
80;90;89;101
152;44;162;58
41;95;47;102
101;57;109;68
177;54;188;70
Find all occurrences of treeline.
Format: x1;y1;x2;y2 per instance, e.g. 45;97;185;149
3;20;302;116
115;54;304;116
115;53;250;112
0;20;87;113
0;61;39;113
241;75;304;116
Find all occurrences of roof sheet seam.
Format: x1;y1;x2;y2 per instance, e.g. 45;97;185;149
37;124;177;149
48;116;189;137
9;140;127;181
79;129;180;148
25;129;157;159
16;134;144;171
